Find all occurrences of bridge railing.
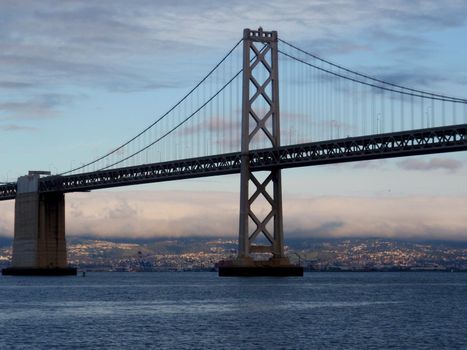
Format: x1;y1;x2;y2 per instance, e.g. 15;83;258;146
14;123;462;197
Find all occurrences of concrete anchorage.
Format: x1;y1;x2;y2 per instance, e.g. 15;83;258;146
218;28;303;276
2;173;76;276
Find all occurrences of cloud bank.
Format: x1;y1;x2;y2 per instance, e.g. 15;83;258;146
397;158;463;172
0;190;465;240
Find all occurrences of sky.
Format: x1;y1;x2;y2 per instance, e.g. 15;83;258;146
0;0;466;240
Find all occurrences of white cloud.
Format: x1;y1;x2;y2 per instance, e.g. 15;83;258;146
0;201;13;235
1;0;466;93
0;124;38;132
397;157;463;172
285;195;467;239
1;190;466;240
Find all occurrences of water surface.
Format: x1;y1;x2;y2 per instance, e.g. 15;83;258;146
0;272;466;349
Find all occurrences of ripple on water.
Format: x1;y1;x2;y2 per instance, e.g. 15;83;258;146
0;272;466;350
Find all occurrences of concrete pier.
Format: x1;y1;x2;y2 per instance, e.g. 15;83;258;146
218;257;303;277
2;173;76;276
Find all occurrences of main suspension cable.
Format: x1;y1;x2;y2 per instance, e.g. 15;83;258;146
278;49;467;104
97;69;244;171
60;38;243;175
96;43;269;171
279;38;467;103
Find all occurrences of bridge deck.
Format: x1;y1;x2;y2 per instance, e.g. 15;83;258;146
1;124;465;200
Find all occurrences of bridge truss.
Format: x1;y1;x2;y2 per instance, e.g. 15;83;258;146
1;123;464;200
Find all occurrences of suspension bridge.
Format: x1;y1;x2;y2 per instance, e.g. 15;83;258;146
1;28;466;276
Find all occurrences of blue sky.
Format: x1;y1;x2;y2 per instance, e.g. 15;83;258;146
0;0;466;239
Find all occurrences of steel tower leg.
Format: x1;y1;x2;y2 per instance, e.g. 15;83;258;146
219;28;302;276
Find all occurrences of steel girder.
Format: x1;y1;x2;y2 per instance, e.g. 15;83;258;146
39;153;243;193
251;123;467;170
0;124;465;201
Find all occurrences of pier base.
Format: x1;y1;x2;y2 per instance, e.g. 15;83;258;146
218;258;303;277
2;267;77;276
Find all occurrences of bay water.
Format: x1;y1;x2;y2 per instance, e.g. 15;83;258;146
0;272;466;349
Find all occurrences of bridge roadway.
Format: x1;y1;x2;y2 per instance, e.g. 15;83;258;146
1;123;466;201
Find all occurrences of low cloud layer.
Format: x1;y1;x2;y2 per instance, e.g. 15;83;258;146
397;158;463;172
0;190;466;240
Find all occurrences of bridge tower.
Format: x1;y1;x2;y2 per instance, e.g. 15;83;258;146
219;28;303;276
2;172;76;275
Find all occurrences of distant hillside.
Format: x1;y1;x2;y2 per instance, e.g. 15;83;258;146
67;235;467;250
3;235;233;252
1;235;466;271
3;235;467;250
284;237;467;250
67;236;237;255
